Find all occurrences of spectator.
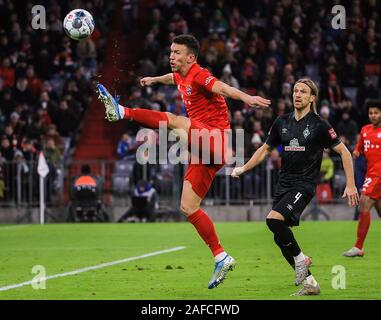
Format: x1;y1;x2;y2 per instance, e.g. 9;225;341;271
76;37;97;73
53;99;79;156
337;110;359;149
208;10;228;35
118;180;158;222
168;95;186;116
220;64;240;89
117;133;136;160
43;124;64;154
0;136;13;161
35;91;58;120
0;88;16;118
320;149;334;183
0;57;15;88
319;104;331;123
325;73;346;110
20;138;37;162
26;65;43;97
14;77;34;105
357;77;379;112
44;138;62;167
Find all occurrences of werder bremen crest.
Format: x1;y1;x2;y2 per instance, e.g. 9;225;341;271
303;127;310;138
285;138;306;151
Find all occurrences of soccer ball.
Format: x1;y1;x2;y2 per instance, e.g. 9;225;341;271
63;9;95;40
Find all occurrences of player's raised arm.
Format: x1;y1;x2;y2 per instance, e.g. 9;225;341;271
211;80;271;108
140;73;175;86
332;142;359;207
231;143;272;178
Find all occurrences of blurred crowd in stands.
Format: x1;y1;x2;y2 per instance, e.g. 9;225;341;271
1;0;381;207
0;0;114;202
120;0;381;165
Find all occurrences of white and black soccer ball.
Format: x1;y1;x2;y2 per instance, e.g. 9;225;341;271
63;9;95;40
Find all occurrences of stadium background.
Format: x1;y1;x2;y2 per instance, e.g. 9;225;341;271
0;0;380;223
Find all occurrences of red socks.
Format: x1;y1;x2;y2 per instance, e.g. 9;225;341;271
187;208;224;257
124;107;168;129
355;211;371;249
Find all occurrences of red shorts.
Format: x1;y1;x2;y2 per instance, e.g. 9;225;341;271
184;120;231;199
184;163;224;199
362;176;381;200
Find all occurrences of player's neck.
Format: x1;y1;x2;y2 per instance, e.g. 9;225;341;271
178;62;196;77
294;106;311;121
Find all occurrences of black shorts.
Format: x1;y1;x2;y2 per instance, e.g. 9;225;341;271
272;189;313;227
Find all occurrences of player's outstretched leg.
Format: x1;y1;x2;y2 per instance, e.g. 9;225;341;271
181;181;235;289
97;83;191;131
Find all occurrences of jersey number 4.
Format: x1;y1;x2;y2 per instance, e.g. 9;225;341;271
294;192;302;204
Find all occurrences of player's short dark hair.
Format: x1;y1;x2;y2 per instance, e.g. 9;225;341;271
172;34;200;59
365;99;381;112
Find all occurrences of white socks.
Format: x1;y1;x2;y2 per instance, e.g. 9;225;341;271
214;252;227;263
294;252;306;264
118;104;125;118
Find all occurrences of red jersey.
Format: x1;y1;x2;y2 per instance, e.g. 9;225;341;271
355;124;381;176
172;63;230;130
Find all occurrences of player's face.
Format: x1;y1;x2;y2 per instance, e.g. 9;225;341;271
293;83;315;110
169;43;195;72
368;107;381;127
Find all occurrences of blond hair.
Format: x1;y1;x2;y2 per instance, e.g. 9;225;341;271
295;78;319;114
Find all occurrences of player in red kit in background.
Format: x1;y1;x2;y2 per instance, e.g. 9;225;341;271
96;34;271;288
344;100;381;257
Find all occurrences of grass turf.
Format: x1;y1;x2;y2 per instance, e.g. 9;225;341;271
0;221;380;300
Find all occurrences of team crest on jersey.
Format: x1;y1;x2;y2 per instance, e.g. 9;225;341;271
186;85;192;96
377;133;381;138
303;127;310;138
284;138;305;151
329;128;337;139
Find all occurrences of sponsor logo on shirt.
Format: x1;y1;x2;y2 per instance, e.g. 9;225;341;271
205;76;214;86
364;140;370;151
284;138;305;151
282;128;287;134
329;128;337;139
377;133;381;138
286;204;293;211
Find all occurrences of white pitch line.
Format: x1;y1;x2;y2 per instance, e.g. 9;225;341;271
0;226;29;231
0;246;186;292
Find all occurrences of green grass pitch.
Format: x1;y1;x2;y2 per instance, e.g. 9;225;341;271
0;221;380;300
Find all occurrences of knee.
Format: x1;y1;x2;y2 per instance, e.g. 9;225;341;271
180;201;199;217
266;217;285;233
266;218;278;232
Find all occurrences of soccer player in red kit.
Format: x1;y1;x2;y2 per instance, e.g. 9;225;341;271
96;34;271;288
344;100;381;257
